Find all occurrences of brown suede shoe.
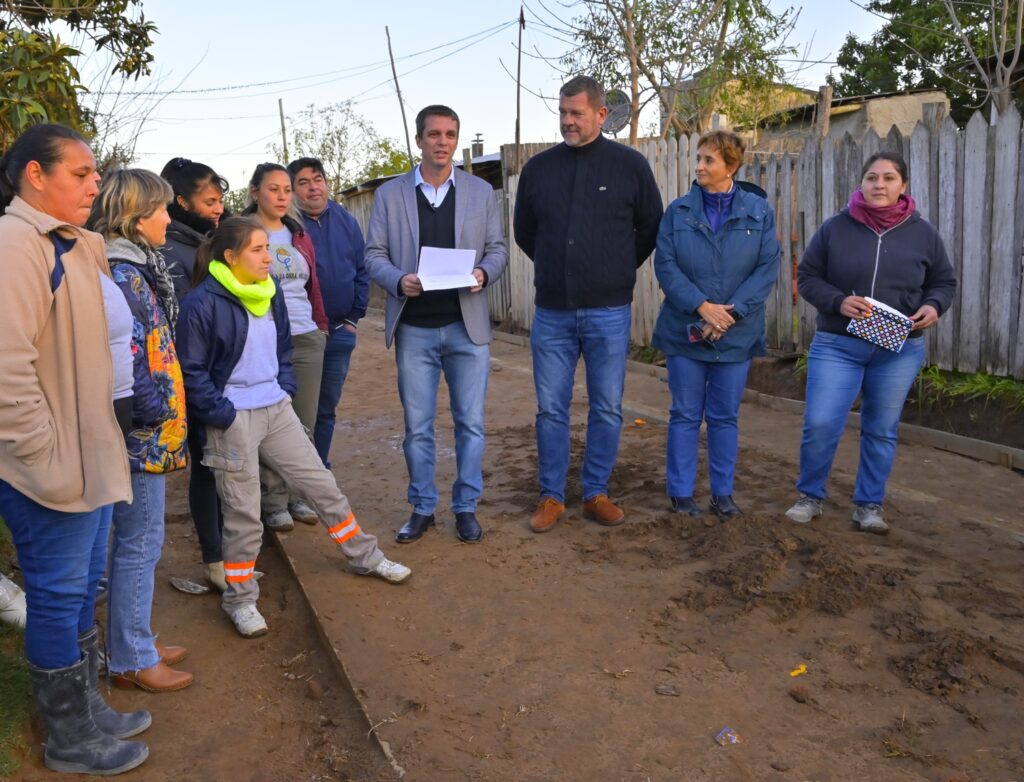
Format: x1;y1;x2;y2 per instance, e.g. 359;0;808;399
155;640;189;666
582;494;625;526
112;661;194;693
529;497;565;533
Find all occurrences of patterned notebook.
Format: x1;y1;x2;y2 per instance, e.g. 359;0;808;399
846;297;913;352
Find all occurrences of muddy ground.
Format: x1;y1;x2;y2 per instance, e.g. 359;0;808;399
9;317;1024;782
280;325;1024;782
10;479;395;782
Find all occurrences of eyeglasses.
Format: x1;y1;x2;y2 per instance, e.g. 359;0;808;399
171;157;192;170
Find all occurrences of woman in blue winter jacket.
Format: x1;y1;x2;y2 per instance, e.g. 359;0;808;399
652;130;780;519
785;151;956;534
176;216;410;639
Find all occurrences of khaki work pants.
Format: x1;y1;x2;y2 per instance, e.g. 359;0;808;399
202;398;383;608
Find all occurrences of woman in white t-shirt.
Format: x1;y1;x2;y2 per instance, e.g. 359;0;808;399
243;163;329;530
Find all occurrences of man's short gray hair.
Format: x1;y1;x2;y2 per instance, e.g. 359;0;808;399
559;76;605;110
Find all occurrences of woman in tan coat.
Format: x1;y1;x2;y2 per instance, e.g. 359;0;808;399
0;124;148;775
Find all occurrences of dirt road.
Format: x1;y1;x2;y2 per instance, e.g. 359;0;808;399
280;319;1023;782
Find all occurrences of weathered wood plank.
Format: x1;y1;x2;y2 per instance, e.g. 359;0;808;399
821;135;836;221
796;138;820;351
778;154;795;351
957;112;989;372
908;122;931;223
986;105;1020;375
934;116;960;370
1014;122;1024;379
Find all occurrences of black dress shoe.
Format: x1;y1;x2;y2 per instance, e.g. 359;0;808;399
396;512;435;543
454;512;483;543
710;495;742;519
670;497;702;517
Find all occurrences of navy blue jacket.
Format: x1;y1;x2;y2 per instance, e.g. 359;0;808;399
176;275;296;432
301;200;369;326
652;183;780;362
797;210;957;337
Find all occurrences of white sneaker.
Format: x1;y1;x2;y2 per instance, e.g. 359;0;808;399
263;509;294;531
0;574;27;628
366;557;411;584
288;500;319;525
224;603;269;638
785;494;823;524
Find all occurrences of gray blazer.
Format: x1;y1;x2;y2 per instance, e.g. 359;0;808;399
365;167;508;347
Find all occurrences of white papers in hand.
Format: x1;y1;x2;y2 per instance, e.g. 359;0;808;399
417;246;478;291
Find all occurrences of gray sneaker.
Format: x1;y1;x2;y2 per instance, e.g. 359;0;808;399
785;494;822;524
263;509;294;531
852;503;889;535
287;499;319;525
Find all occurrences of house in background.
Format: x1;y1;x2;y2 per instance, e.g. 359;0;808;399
660;75;816;136
748;89;951;153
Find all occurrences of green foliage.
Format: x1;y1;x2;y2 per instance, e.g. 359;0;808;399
0;519;28;775
270;101;414;196
0;28;85;147
561;0;796;139
223;187;249;216
916;365;1024;411
0;621;30;776
356;137;416;184
0;1;157;149
828;0;1018;124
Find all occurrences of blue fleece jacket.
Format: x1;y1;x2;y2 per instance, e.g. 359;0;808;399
652;183;780;362
300;200;369;326
797;210;957;337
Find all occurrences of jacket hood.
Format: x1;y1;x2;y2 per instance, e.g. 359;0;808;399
105;236;151;265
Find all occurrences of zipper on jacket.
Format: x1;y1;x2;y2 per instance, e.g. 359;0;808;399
867;213;913;298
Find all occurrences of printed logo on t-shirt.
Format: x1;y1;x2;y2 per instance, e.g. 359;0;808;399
274;246;292;271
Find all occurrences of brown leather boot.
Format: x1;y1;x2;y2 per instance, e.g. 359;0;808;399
529;497;565;533
112;662;193;693
582;494;625;526
154;640;189;666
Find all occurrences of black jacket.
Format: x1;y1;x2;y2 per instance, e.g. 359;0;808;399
513;134;663;309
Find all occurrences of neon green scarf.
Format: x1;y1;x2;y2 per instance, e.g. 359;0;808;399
208;260;276;317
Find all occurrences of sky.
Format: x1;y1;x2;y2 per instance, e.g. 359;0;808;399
81;0;883;190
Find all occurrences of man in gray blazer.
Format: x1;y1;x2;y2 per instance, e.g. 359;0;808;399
365;104;508;544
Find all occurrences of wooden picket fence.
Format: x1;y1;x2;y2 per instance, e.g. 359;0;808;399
345;108;1024;379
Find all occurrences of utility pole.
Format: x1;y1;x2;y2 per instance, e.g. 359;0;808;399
278;98;289;163
514;6;525;175
386;26;415;170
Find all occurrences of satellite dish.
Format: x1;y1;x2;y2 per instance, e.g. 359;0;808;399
602;89;632;136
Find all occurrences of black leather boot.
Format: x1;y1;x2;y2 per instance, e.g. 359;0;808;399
78;626;152;738
28;656;149;775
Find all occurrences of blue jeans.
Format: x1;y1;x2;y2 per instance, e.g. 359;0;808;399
531;305;631;503
395;322;489;514
666;355;751;498
0;481;111;669
108;471;165;674
797;332;925;505
314;326;357;467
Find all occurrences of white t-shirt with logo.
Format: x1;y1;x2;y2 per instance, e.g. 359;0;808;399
267;226;317;335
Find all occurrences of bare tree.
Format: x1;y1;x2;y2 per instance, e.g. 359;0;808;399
531;0;795;143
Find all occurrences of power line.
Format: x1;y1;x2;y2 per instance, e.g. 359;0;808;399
97;19;518;98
